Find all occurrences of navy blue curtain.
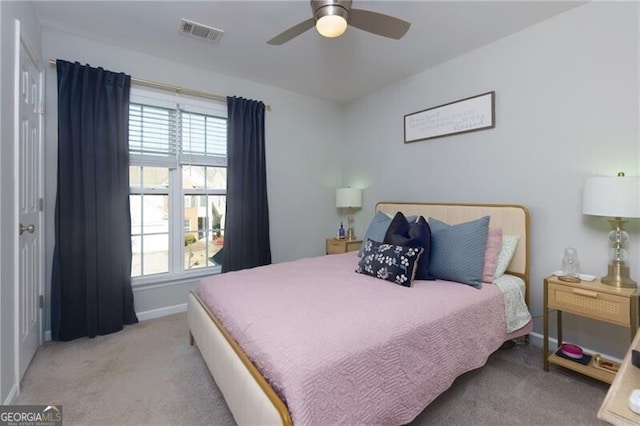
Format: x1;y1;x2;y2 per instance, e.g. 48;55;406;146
51;60;138;341
222;97;271;272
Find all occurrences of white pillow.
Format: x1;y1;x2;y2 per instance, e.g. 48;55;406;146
494;235;520;279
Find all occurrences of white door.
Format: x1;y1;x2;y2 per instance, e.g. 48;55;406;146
15;20;43;381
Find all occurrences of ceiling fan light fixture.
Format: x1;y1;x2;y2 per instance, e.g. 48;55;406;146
267;0;410;45
314;2;350;38
316;14;347;38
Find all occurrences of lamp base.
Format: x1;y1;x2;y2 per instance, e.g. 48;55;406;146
601;261;637;288
346;207;356;241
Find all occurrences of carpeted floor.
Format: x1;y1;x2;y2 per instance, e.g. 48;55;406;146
15;313;608;425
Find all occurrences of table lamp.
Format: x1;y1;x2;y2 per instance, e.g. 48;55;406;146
582;172;640;288
336;187;362;241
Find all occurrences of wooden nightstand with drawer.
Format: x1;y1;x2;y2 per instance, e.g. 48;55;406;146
326;238;362;255
543;275;640;383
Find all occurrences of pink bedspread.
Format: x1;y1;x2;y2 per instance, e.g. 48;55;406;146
197;252;532;425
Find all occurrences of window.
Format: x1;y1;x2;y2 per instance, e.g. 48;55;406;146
129;88;227;282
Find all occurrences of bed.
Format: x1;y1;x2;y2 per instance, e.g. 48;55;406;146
187;202;532;425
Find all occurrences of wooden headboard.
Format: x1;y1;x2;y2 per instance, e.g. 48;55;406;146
376;202;530;304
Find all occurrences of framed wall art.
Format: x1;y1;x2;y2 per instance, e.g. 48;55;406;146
404;91;495;143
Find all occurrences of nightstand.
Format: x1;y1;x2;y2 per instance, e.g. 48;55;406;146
326;238;361;255
543;275;640;384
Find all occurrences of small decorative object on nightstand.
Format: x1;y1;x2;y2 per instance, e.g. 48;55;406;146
543;275;640;384
561;247;580;278
326;238;362;255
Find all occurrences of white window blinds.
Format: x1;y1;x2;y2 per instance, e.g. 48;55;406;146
129;88;228;168
180;110;227;167
129;104;178;167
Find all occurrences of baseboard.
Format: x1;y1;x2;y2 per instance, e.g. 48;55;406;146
528;331;623;364
3;384;18;405
136;303;187;322
43;303;189;339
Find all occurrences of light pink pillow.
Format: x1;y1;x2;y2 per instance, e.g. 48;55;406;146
482;227;503;283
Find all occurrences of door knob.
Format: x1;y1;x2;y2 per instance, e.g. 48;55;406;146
19;223;35;235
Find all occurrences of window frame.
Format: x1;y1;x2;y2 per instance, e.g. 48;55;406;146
129;87;227;286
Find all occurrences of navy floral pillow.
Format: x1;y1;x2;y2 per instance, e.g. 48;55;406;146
355;239;424;287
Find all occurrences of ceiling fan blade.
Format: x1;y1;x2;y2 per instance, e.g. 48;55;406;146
267;18;315;45
349;9;411;39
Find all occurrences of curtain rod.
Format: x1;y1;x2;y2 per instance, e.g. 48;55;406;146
48;59;270;110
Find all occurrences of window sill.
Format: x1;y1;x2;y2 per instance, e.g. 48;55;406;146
132;266;221;289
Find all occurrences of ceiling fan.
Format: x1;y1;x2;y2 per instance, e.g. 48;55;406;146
267;0;411;45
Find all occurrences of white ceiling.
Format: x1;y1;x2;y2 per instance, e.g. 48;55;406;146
33;1;584;103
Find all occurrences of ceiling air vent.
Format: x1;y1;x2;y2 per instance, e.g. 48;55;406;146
179;19;223;43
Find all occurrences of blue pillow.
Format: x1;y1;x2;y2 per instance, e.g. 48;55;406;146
383;212;434;280
356;239;423;287
358;211;390;256
358;211;417;256
428;216;490;289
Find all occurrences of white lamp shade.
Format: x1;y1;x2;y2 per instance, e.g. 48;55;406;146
336;188;362;208
582;175;640;218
